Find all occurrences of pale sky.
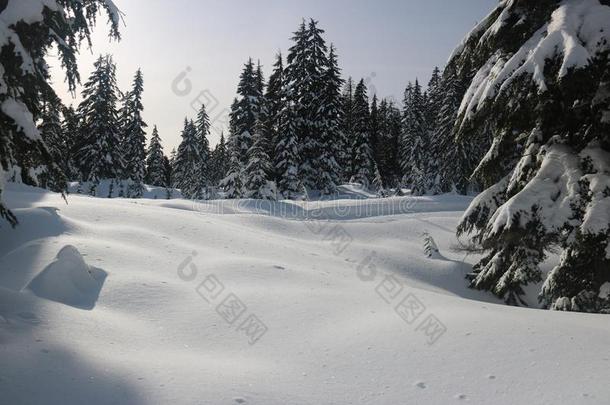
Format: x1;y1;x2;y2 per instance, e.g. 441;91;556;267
50;0;497;152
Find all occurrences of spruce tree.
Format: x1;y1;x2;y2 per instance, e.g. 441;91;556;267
76;55;124;190
121;69;147;197
0;0;120;226
145;125;166;187
350;79;374;187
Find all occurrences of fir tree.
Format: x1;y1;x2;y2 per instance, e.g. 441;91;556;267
453;0;610;311
263;53;285;172
244;122;276;200
121;69;148;197
61;105;80;180
174;119;204;199
350;79;374;187
145;125;166;187
76;55;124;189
0;0;120;226
195;103;212;187
400;80;428;194
340;78;356;180
317;44;344;194
275;102;301;199
220;99;244;198
39;96;67;177
434;64;482;194
210;132;229;186
284;19;329;189
166;148;177;188
369;94;381;169
221;60;264;198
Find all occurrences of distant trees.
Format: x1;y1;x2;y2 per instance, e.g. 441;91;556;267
2;11;493;209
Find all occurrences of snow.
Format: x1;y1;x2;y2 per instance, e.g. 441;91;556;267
1;183;610;404
458;0;610;121
26;245;107;310
0;99;42;141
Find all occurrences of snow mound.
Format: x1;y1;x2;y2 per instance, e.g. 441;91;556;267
26;245;106;310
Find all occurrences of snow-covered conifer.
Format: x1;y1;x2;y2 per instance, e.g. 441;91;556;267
350;79;374;187
120;69;147;197
76;55;124;190
145;126;166;187
0;0;121;226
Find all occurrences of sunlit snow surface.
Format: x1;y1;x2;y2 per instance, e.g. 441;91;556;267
1;184;609;405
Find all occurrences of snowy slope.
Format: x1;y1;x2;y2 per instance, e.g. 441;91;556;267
1;184;609;405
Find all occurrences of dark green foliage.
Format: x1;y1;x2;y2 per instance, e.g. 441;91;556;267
0;0;120;226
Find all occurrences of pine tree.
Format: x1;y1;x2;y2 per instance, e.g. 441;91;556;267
76;55;124;190
121;69;147;197
0;0;120;226
317;44;344;194
350;79;374;187
145;125;166;187
174;119;204;199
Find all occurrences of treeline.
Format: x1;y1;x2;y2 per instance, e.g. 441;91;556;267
169;19;488;199
37;19;486;200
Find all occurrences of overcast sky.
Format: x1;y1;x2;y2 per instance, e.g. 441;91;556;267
50;0;497;151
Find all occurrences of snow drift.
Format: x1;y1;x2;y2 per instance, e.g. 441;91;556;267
26;245;106;310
